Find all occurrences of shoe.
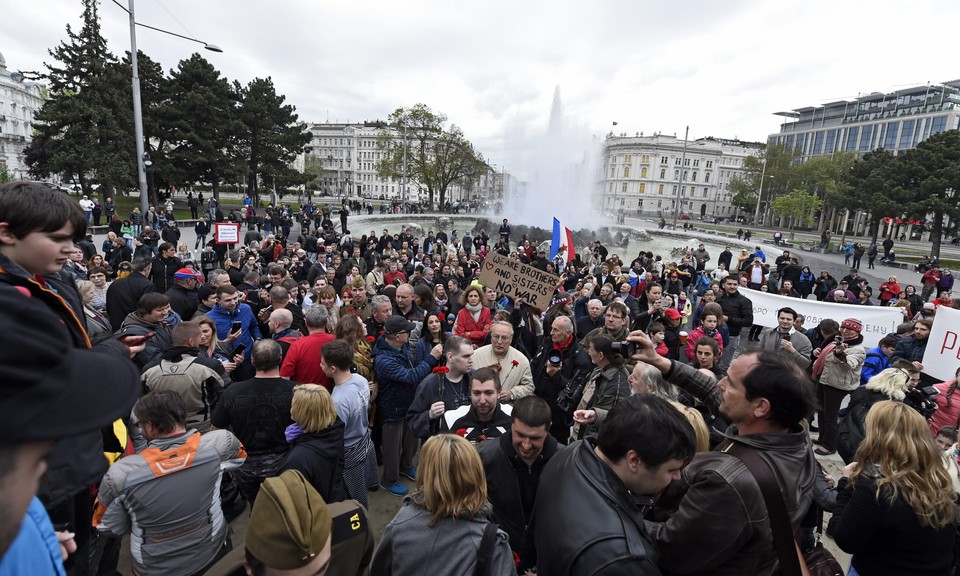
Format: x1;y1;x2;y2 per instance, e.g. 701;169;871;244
400;467;417;482
814;447;836;456
380;481;408;496
811;438;822;446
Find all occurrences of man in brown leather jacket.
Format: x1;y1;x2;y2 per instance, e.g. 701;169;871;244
628;331;818;576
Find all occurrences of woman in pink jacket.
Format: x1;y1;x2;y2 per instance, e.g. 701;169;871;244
453;284;492;347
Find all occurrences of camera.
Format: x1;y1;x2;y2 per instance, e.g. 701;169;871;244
904;386;939;420
556;379;585;416
548;353;562;368
610;340;637;357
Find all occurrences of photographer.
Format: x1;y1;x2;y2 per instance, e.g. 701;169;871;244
812;318;866;456
570;335;631;441
531;315;592;444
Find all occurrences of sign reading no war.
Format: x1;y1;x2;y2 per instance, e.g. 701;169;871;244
740;289;903;348
477;252;560;311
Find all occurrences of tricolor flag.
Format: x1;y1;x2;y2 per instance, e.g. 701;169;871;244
550;218;576;263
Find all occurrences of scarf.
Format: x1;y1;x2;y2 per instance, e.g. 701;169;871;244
553;333;574;351
465;302;483;322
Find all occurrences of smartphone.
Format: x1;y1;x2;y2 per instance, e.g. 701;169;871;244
123;332;155;346
232;343;247;356
231;321;242;333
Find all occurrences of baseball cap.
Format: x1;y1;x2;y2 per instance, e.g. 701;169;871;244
384;315;416;335
174;267;203;281
0;288;140;443
246;470;332;570
664;308;682;320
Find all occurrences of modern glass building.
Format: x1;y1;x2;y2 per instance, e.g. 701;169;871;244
770;80;960;159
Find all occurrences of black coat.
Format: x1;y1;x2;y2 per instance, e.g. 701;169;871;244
531;340;592;442
165;283;198;320
478;431;559;571
278;419;347;503
106;273;157;329
717;290;754;337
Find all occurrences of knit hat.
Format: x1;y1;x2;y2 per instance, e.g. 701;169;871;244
246;470;332;570
174;267;203;281
551;292;573;307
840;318;862;334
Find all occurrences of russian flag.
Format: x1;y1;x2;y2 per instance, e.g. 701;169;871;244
550;218;576;263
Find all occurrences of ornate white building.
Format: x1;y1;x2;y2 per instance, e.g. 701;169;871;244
601;133;762;219
0;52;44;179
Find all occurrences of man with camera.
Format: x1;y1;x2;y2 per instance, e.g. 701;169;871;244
757;307;812;369
532;315;592;444
626;329;818;575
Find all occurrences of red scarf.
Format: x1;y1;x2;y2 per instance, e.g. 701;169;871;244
553;333;574;351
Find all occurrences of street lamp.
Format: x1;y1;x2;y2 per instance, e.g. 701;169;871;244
671;126;691;230
752;155;768;227
119;0;221;215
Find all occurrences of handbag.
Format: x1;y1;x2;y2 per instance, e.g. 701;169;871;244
473;521;501;576
723;442;842;576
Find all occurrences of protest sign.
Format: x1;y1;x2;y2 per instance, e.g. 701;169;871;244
922;305;960;381
477;252;560;311
214;223;240;244
740;289;902;347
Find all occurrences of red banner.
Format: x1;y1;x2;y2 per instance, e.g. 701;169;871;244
882;216;922;225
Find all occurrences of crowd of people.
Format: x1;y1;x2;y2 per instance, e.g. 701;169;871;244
2;180;959;576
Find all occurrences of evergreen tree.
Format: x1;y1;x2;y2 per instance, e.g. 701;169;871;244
235;77;311;203
29;0;133;197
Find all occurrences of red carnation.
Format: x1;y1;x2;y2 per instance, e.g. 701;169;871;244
432;366;450;374
456;428;468;437
437;313;446;321
366;336;375;343
511;360;519;367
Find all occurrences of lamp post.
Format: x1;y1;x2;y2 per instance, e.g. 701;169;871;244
671;126;691;230
752;155;767;228
123;0;221;215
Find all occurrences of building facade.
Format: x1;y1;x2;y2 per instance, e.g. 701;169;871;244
601;133;762;220
0;52;44;179
770;80;960;159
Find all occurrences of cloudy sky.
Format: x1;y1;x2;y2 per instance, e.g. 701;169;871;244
5;0;960;174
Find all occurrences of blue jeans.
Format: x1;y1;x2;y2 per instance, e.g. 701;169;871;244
848;564;860;576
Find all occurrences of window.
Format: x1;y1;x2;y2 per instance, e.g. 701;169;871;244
859;125;874;151
898;120;915;149
641;167;647;178
706;161;713;168
705;172;711;183
812;131;825;155
883;121;899;149
660;168;666;179
622;182;628;193
683;170;688;181
610;166;616;177
845;127;859;151
623;166;630;178
675;157;682;165
683;158;691;166
642;155;650;163
824;130;837;153
661;156;668;164
674;170;680;180
930;115;948;136
693;159;700;167
639;183;646;193
691;171;698;182
658;184;664;194
625;155;632;163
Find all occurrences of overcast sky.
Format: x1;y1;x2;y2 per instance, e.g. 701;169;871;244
5;0;960;174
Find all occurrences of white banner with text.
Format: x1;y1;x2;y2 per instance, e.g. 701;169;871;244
739;289;903;348
922;305;960;381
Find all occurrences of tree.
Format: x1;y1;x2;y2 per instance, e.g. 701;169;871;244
235;77;311;203
842;149;901;243
770;189;822;231
375;104;486;209
0;164;10;184
791;152;857;232
895;130;960;260
726;143;801;225
162;54;241;200
28;0;133;197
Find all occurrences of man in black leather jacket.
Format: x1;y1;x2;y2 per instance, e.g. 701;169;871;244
531;315;592;443
534;395;696;576
478;396;558;573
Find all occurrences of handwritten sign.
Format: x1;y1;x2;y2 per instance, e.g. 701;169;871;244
922;305;960;381
476;252;560;311
214;223;240;245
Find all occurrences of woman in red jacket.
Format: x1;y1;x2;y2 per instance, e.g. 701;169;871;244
878;275;901;306
453;284;492;347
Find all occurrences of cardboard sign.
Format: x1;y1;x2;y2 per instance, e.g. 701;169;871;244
214;223;240;244
922;305;960;381
740;289;903;347
476;252;560;311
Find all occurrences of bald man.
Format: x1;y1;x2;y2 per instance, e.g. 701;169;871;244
269;308;302;360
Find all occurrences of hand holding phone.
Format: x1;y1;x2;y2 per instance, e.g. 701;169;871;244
231;321;243;333
232;343;247;356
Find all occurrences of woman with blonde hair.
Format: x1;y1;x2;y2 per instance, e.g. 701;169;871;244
828;401;958;575
277;383;347;503
837;367;915;464
371;434;514;575
76;279;112;339
192;315;241;384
